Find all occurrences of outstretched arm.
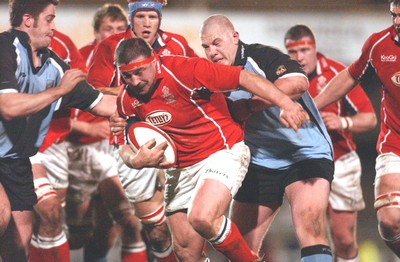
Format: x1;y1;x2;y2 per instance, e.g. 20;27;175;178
314;68;358;110
238;70;309;131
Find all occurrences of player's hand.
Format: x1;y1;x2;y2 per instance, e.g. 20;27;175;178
320;111;342;131
58;69;87;94
90;121;111;139
109;112;127;136
135;139;169;168
279;101;310;132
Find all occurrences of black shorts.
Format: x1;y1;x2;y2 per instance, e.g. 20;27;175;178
0;157;37;211
234;158;334;205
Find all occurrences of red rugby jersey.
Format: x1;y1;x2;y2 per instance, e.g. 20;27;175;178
87;28;198;145
348;26;400;155
309;53;374;160
39;30;86;152
117;56;243;167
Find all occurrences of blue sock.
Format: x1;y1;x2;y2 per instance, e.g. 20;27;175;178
301;244;332;262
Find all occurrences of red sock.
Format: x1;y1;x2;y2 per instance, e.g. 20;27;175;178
211;218;259;262
29;233;70;262
121;241;148;262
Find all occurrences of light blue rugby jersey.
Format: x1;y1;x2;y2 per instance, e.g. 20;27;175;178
0;30;102;158
229;42;333;169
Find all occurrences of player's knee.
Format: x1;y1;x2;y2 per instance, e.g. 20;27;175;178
188;213;213;237
375;191;400;239
144;222;172;251
37;201;63;228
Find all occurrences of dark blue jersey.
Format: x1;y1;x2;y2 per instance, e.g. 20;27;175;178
0;29;102;158
229;41;333;169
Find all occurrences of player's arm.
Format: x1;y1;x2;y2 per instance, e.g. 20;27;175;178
314;68;358;110
119;140;168;169
320;111;377;133
88;94;117;117
0;69;86;120
239;70;309;131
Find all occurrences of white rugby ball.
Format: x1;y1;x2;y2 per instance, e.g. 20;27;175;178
127;121;177;166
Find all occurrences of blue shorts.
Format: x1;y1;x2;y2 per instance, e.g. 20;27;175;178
0;157;37;211
234;158;334;205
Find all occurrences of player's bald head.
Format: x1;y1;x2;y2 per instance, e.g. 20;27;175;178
200;14;235;36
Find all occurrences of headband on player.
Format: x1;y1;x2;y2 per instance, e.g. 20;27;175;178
285;40;316;49
118;52;156;72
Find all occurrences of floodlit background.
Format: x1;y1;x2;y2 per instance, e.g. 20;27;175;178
0;1;398;261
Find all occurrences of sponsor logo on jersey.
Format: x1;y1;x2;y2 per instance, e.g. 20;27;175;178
145;110;172;126
276;65;287;76
131;100;142;108
391;71;400;87
46;80;55;89
161;49;171;55
161;86;176;103
381;54;397;62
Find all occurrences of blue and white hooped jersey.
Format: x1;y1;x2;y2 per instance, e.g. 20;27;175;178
229;41;333;169
0;29;102;158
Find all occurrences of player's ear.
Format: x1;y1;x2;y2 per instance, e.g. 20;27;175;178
22;14;34;28
233;31;240;45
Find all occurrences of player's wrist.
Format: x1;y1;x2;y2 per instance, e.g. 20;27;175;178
340;116;353;130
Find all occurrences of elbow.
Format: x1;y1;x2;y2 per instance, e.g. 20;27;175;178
369;114;378;129
0;109;18;121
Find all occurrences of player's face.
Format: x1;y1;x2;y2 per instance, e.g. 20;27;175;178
200;24;239;66
390;3;400;36
121;57;157;96
285;36;318;75
96;16;127;42
132;10;160;46
29;4;56;51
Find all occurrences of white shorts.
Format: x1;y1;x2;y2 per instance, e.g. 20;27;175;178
329;151;365;211
164;141;250;213
30;141;70;189
67;139;118;203
375;152;400;180
114;149;161;204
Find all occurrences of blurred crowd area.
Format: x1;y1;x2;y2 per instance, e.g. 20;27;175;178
1;1;398;261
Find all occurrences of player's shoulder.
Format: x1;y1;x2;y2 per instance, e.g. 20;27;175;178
365;26;393;46
317;53;346;71
159;30;189;44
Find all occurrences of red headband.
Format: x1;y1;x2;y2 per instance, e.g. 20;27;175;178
285;40;316;49
118;52;156;72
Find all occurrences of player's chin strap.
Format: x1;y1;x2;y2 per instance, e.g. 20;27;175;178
374;191;400;211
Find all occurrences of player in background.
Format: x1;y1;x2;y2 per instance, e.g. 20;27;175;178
313;0;400;258
28;29;88;262
87;0;197;261
113;37;309;261
68;4;149;262
0;0;117;260
284;24;377;262
200;15;334;261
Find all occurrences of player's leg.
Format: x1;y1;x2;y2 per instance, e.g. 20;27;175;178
0;158;36;261
188;142;258;261
230;201;279;258
230;162;282;257
374;153;400;258
167;210;207;262
29;144;71;262
285;158;333;262
83;194;121;262
119;159;175;261
328;151;364;261
97;176;148;262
